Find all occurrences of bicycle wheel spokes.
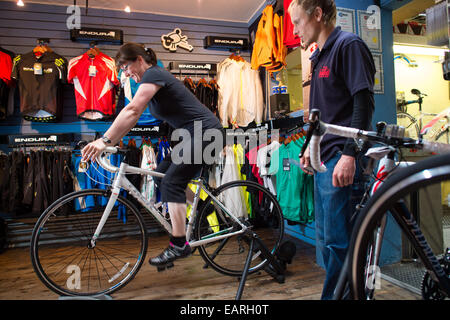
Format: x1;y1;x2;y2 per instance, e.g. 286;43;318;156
196;181;284;277
31;190;147;296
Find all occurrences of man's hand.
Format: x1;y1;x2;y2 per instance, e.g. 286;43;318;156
81;139;107;163
333;155;356;188
300;145;314;175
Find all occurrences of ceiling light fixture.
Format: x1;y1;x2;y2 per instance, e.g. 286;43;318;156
17;0;24;6
124;6;131;13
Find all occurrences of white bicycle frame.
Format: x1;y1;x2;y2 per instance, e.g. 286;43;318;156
89;147;249;248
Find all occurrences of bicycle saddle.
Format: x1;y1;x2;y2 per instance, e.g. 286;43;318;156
411;89;427;97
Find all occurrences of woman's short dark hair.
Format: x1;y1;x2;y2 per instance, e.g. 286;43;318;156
116;42;157;67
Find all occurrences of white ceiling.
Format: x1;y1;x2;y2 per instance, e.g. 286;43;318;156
12;0;267;23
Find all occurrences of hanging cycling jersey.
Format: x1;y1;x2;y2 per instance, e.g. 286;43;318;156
0;48;15;120
0;51;13;120
269;137;314;224
118;59;163;126
67;52;119;121
11;51;67;122
283;0;302;48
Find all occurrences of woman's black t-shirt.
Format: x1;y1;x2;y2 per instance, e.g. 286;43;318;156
140;65;222;132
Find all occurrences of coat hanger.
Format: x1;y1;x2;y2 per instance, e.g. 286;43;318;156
33;39;52;58
128;138;136;148
86;41;100;58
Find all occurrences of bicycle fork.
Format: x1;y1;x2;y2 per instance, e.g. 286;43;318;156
89;164;124;248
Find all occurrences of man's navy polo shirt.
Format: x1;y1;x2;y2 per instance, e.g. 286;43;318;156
309;26;375;163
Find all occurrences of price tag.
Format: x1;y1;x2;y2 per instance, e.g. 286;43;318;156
34;63;43;75
283;158;290;172
89;65;97;77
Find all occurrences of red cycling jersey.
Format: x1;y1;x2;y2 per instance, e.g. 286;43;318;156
283;0;302;48
0;51;13;87
67;52;119;121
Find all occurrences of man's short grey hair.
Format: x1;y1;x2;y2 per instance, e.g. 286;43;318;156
288;0;337;25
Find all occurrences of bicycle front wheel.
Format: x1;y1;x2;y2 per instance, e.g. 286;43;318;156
30;189;148;297
349;154;450;300
195;180;284;277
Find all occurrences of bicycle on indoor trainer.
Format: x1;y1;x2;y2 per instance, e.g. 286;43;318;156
301;109;450;300
30;142;290;298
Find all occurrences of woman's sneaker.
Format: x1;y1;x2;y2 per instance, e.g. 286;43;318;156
149;243;192;271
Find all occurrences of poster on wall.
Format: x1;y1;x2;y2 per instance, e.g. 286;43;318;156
357;10;382;52
336;7;356;34
372;53;384;94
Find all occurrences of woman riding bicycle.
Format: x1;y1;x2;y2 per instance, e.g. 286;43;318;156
81;43;224;268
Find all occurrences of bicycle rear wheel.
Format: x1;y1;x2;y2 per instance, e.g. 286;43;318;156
397;112;420;140
30;189;148;297
195;180;284;277
349;154;450;300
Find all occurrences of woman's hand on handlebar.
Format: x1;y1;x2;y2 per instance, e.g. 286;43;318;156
81;139;107;163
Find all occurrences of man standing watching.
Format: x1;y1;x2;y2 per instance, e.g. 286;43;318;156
289;0;376;299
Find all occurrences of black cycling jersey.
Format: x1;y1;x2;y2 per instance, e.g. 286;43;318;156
12;51;67;122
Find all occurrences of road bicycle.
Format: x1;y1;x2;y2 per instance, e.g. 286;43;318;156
302;109;450;300
30;145;285;297
397;88;450;144
396;89;435;139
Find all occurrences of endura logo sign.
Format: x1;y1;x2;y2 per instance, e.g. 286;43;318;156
14;135;57;143
178;64;212;70
214;39;244;45
79;31;116;37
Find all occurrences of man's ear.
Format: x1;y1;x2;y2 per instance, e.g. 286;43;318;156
313;6;324;23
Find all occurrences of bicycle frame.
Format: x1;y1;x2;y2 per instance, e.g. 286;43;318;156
90;157;250;249
353;164;450;297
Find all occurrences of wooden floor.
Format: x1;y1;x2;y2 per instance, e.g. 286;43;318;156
0;233;420;300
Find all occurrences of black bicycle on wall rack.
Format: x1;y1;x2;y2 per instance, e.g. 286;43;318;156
301;109;450;300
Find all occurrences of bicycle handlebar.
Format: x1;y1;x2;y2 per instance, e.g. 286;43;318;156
304;109;450;173
96;146;120;173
